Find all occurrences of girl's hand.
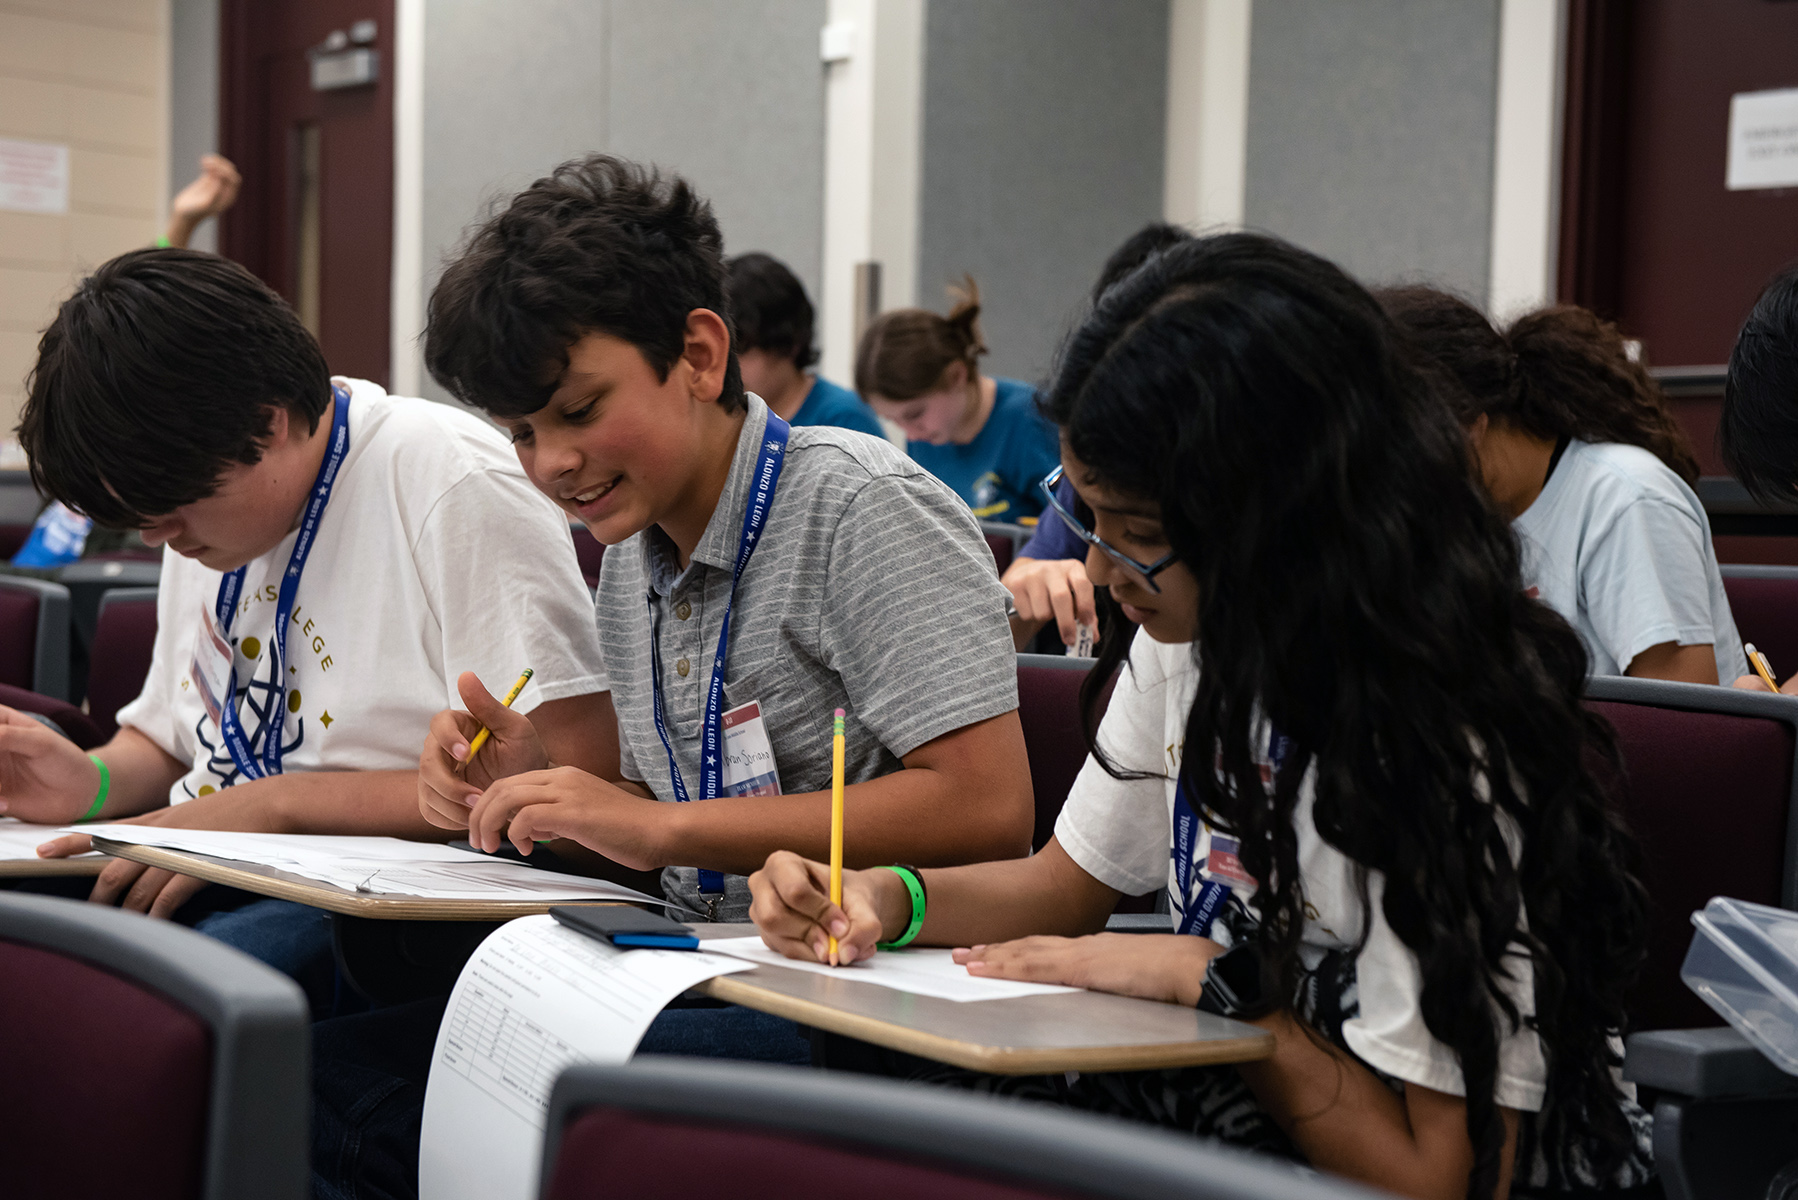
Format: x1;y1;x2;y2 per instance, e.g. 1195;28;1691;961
747;851;906;966
956;932;1226;1006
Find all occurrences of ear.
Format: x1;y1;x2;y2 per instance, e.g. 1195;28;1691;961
680;308;733;404
263;404;293;447
941;359;970;390
1466;412;1490;449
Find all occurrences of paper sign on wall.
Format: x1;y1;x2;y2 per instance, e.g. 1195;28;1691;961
1727;88;1798;191
0;137;69;215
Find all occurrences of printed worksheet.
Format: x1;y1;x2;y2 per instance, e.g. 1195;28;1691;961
0;817;95;861
700;935;1080;1001
418;916;752;1200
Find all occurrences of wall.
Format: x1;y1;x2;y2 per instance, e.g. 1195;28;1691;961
167;0;218;252
916;0;1169;385
1243;0;1502;300
0;0;169;432
410;0;828;403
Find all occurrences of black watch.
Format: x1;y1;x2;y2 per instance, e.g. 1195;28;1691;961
1195;941;1272;1018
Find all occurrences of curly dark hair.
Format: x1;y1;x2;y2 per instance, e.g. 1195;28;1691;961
1380;286;1700;484
1722;266;1798;503
1052;234;1649;1198
426;154;744;417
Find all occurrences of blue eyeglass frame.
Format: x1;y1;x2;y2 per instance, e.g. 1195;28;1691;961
1038;465;1178;594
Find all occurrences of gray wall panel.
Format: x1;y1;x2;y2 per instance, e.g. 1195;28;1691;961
608;0;827;299
916;0;1168;385
1243;0;1500;299
169;0;221;254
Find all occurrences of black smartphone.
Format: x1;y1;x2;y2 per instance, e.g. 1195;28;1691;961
551;905;700;950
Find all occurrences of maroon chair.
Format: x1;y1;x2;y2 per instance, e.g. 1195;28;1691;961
541;1059;1380;1200
0;521;33;560
569;522;605;590
980;521;1030;576
0;891;308;1200
0;680;102;748
1721;564;1798;683
86;586;159;739
0;575;70;700
1583;676;1798;1032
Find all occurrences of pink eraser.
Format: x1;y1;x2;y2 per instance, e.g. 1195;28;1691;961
834;708;845;718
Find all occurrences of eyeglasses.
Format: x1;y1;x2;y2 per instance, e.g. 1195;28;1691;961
1039;466;1178;594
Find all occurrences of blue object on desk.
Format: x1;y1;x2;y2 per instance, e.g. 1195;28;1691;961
611;932;702;951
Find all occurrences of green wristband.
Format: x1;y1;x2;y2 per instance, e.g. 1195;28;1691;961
875;864;927;949
76;755;109;823
153;235;171;248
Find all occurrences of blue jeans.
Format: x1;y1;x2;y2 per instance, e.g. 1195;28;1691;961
312;999;811;1200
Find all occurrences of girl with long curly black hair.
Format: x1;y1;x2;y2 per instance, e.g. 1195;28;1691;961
748;233;1655;1198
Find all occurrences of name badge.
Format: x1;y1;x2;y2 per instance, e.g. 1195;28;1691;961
189;601;236;731
720;699;782;797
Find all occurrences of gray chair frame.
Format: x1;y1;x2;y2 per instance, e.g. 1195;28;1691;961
0;575;70;700
542;1058;1383;1200
1719;563;1798;582
95;583;160;625
980;519;1033;563
1583;674;1798;908
0;892;309;1200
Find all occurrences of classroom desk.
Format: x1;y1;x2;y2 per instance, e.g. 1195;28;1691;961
685;923;1274;1075
0;854;108;878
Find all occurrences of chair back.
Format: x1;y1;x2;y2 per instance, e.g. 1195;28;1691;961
87;587;159;738
1016;654;1110;851
1722;564;1798;683
542;1059;1380;1200
0;576;70;700
981;521;1030;576
0;680;103;748
0;892;308;1200
1584;676;1798;1031
570;523;605;589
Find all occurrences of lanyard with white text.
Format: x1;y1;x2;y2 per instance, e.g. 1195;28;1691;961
647;412;790;898
1171;726;1288;936
211;384;351;781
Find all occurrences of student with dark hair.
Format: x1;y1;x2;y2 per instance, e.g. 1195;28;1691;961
4;248;610;989
1383;287;1740;686
726;251;885;438
1003;222;1192;650
751;233;1656;1200
310;156;1031;1200
856;279;1058;522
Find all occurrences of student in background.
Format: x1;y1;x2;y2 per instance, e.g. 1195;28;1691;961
311;157;1032;1200
751;233;1655;1199
1004;222;1192;650
726;252;886;439
163;153;242;249
1723;267;1798;693
1383;287;1740;686
4;249;610;1003
856;279;1059;522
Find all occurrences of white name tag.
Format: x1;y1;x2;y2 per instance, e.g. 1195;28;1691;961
188;602;235;730
720;699;781;797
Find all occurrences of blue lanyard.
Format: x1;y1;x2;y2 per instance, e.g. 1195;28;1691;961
211;385;352;781
1171;727;1288;936
648;413;790;896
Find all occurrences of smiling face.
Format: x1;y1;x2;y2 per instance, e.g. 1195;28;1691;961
1062;447;1199;644
866;360;973;444
498;319;733;546
137;403;326;572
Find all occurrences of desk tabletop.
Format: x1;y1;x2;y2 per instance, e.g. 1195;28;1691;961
0;855;108;877
92;840;632;921
685;924;1274;1075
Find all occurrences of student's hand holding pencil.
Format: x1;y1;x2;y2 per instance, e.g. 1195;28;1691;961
747;850;904;966
418;670;549;831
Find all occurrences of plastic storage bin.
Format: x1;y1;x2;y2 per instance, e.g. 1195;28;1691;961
1682;896;1798;1075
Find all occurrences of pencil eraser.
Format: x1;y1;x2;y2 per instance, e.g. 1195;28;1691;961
835;707;845;718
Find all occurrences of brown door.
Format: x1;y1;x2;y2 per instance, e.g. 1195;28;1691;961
1561;0;1798;370
217;0;394;386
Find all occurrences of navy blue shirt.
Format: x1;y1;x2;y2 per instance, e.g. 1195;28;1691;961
907;378;1058;522
791;376;886;439
1018;477;1083;560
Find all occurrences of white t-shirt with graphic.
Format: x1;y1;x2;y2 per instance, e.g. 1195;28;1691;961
1514;440;1742;683
1053;634;1550;1111
118;378;609;803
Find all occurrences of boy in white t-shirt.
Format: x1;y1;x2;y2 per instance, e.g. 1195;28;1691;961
0;249;611;989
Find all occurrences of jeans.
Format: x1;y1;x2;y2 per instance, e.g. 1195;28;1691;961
191;896;342;1017
312;998;811;1200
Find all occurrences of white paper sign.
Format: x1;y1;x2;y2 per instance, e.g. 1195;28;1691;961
1727;88;1798;191
0;137;70;214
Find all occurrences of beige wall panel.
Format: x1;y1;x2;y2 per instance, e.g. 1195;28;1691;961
0;11;71;78
2;0;164;34
68;210;152;266
0;328;44;430
0;211;70;267
63;23;161;93
70;147;159;217
0;77;70;141
0;265;73;329
67;81;161;151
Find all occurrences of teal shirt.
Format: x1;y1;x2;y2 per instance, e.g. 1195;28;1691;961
906;378;1058;522
790;376;886;439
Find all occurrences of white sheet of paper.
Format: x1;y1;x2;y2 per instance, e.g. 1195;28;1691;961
419;916;752;1200
0;818;99;861
699;935;1080;1001
70;825;666;904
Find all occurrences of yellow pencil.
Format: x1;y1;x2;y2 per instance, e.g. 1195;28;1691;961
828;707;846;966
1746;643;1781;694
464;668;534;764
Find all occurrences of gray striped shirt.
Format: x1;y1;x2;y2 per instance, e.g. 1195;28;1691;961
596;395;1018;919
